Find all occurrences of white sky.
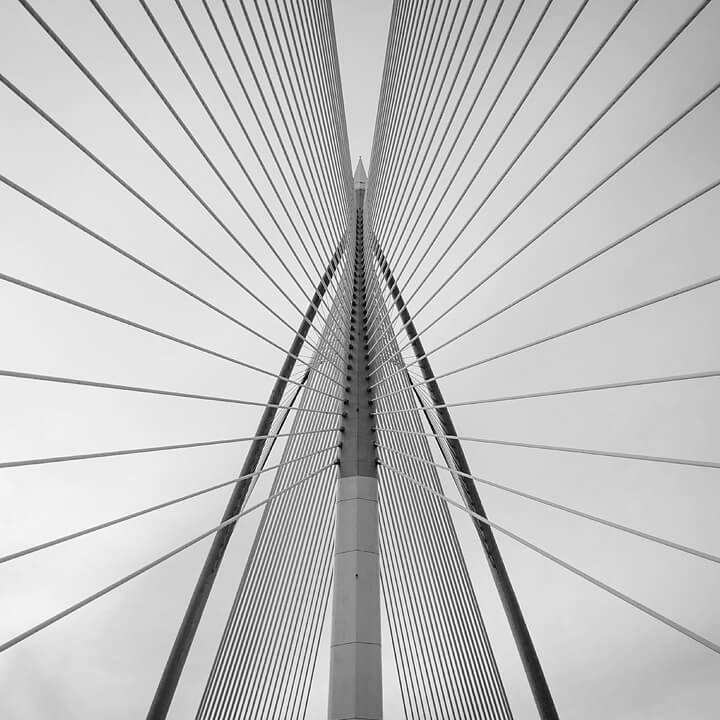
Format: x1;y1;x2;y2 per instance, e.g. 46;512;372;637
1;0;719;718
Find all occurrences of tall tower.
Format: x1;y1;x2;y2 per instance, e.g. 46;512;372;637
327;158;383;719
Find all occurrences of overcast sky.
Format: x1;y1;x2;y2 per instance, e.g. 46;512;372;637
1;1;719;718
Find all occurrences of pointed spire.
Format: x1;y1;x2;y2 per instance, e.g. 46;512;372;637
354;157;367;190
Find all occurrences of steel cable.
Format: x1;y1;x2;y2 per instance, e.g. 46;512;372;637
375;0;510;257
367;0;447;235
366;233;512;718
0;72;345;367
0;461;338;654
372;370;720;414
372;272;720;401
382;0;710;348
380;462;720;656
0;172;349;381
371;171;720;380
0;368;347;413
378;442;720;565
383;0;552;283
0;271;346;399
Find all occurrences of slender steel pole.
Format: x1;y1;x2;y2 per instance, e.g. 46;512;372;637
146;242;345;720
373;241;559;720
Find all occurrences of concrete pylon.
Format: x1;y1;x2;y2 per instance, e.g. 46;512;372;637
327;159;382;720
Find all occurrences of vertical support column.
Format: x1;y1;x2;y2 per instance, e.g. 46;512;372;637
328;160;382;720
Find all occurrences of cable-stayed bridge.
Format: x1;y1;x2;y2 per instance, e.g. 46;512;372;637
1;1;719;718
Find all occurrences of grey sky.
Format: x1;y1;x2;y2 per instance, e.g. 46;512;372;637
1;0;719;718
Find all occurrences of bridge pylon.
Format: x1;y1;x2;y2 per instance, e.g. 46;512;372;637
328;158;383;720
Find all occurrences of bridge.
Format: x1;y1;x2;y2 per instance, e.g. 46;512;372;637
1;0;718;718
